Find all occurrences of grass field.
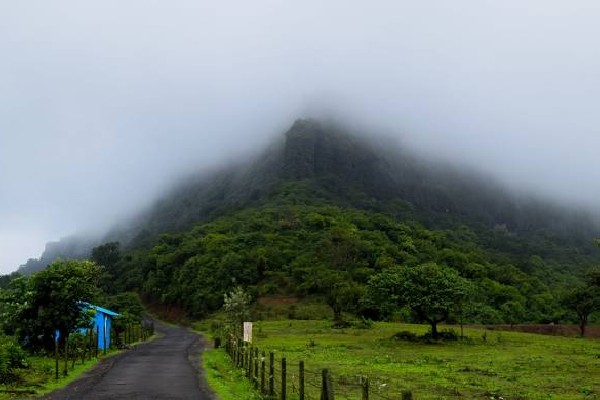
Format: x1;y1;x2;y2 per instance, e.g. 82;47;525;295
208;320;600;400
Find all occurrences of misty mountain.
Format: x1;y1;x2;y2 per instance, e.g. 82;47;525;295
19;118;600;277
112;118;600;249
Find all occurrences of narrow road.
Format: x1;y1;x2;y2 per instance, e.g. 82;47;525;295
42;321;214;400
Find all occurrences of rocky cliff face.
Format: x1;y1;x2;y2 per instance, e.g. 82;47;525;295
282;119;396;196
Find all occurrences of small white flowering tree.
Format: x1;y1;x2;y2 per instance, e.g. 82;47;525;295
222;286;251;338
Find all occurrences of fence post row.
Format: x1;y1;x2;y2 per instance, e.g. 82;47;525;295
224;337;412;399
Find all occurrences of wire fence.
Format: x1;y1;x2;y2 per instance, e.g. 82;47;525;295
224;336;414;400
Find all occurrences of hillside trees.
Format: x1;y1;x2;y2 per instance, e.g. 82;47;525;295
91;241;122;292
1;260;103;351
100;200;575;326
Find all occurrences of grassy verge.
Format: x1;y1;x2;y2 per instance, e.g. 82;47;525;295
0;349;121;400
203;348;263;400
201;319;600;400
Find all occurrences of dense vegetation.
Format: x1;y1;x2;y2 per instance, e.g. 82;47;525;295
7;119;600;328
0;260;146;388
96;196;597;326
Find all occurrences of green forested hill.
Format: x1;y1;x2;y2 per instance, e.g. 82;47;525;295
15;119;600;323
111;198;595;322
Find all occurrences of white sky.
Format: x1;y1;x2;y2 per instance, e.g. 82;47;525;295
2;1;600;273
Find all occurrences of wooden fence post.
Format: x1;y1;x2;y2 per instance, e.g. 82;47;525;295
95;326;99;358
269;352;275;397
402;390;413;400
242;344;246;370
63;336;68;377
254;347;259;387
299;360;305;400
88;329;92;361
281;357;287;400
242;342;248;375
321;368;334;400
247;346;253;378
54;337;59;380
361;376;368;400
261;351;266;394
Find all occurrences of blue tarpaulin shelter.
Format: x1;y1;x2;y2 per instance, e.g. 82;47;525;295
84;304;119;350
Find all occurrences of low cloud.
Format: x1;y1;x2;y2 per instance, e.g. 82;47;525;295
1;0;600;272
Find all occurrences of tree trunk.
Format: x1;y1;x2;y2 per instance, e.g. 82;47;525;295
430;321;438;339
579;315;587;337
333;307;342;323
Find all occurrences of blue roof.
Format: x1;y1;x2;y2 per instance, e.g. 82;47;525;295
79;302;119;317
89;304;119;317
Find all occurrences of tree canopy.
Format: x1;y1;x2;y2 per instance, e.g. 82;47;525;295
1;260;103;351
365;263;471;338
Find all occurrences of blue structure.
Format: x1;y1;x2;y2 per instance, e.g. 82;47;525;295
85;304;119;350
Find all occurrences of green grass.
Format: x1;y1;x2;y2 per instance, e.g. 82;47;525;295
205;320;600;400
0;350;120;399
203;348;264;400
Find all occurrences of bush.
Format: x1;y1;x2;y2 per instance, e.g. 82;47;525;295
0;335;28;383
391;330;419;342
353;317;373;329
391;329;459;344
422;329;459;342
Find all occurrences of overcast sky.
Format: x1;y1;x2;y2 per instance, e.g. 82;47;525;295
1;1;600;274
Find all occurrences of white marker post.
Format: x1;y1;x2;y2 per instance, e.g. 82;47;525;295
243;322;253;343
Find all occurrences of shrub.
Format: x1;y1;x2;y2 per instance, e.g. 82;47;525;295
422;329;459;342
0;335;28;383
353;317;373;329
391;330;419;342
391;329;459;344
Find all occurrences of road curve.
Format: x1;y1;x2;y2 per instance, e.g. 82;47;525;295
42;321;215;400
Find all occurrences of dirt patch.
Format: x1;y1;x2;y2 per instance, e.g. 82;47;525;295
473;324;600;338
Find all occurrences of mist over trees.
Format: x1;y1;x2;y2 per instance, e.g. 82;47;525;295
5;120;600;329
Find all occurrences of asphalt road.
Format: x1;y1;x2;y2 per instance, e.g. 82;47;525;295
42;321;214;400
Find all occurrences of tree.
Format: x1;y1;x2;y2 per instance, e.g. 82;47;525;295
325;277;364;326
563;285;599;337
2;260;103;351
500;300;526;327
222;286;252;338
362;268;405;320
366;263;470;338
91;242;122;293
91;242;121;269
